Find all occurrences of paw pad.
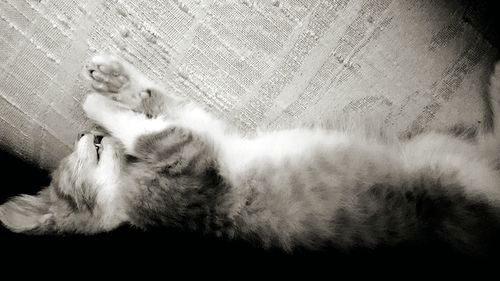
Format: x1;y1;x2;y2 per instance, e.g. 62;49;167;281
86;55;129;93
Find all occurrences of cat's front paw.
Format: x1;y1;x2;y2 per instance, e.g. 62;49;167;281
86;55;130;93
85;54;157;111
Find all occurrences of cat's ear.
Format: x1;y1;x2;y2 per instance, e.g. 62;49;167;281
0;189;53;233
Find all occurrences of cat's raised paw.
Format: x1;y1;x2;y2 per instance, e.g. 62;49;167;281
86;55;130;93
84;54;159;112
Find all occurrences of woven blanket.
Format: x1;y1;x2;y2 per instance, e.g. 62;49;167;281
0;0;497;170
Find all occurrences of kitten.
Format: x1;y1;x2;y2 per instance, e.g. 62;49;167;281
1;54;500;255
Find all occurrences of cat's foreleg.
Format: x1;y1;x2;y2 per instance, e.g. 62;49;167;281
84;54;229;140
83;93;170;155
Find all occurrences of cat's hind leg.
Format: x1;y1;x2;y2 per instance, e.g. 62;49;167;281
477;61;500;167
489;62;500;138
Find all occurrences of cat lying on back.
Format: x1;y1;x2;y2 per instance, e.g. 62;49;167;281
1;54;500;255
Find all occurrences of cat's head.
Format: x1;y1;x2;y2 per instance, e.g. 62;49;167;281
0;132;128;234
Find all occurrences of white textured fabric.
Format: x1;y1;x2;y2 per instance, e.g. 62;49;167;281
0;0;497;170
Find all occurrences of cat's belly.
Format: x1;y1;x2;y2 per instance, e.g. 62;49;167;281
402;132;500;202
219;129;349;169
213;129;500;249
215;129;407;247
217;129;402;192
217;129;500;204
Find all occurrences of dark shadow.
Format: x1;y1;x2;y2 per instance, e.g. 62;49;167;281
0;148;51;202
459;0;500;49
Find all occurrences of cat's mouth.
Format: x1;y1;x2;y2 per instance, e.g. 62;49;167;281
93;135;104;161
76;132;121;164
